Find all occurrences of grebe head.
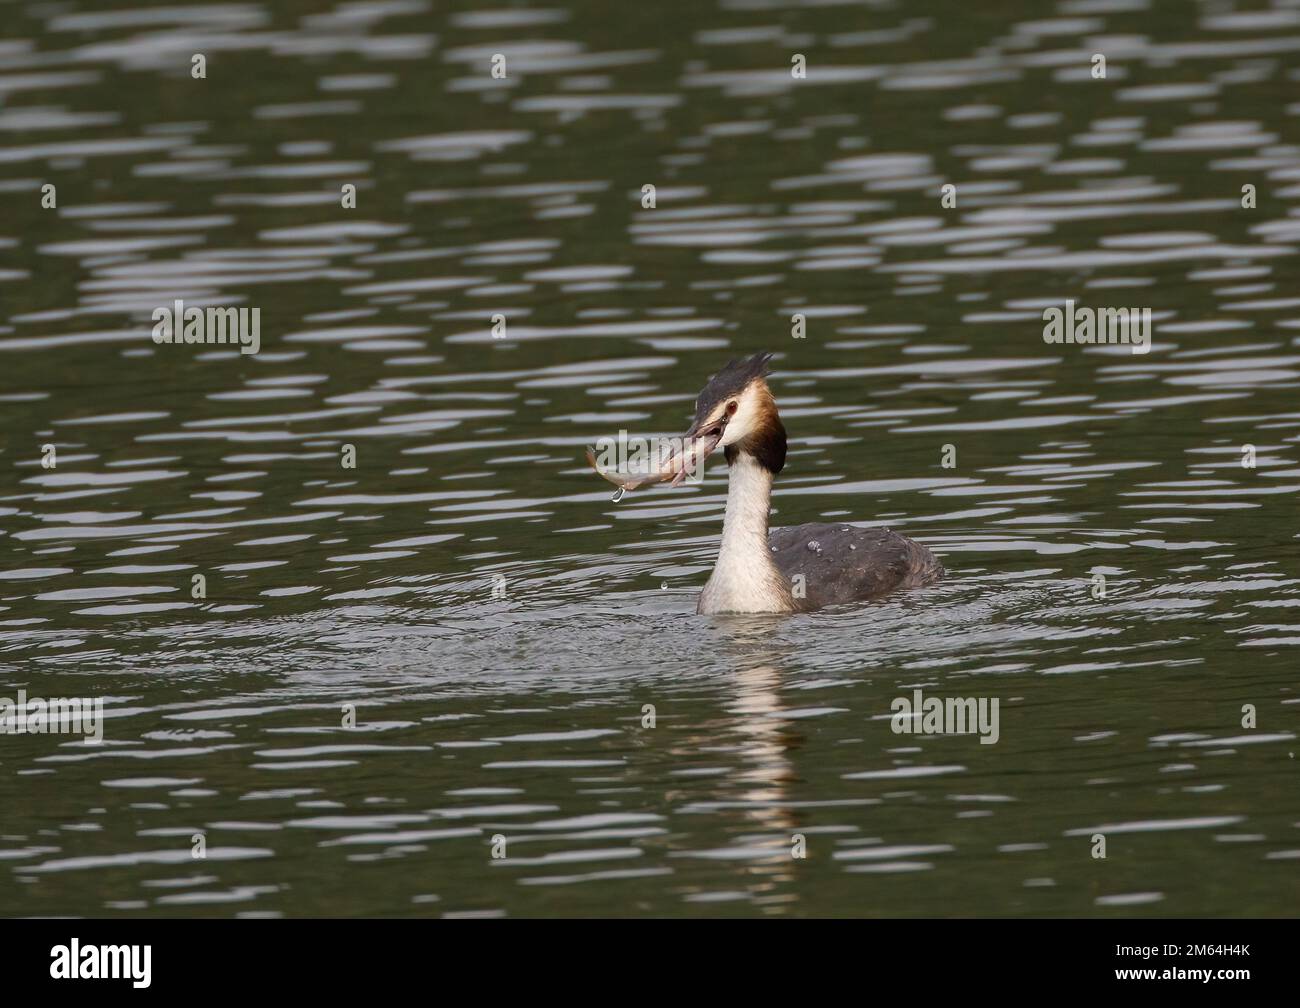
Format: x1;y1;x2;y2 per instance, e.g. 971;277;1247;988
676;352;787;480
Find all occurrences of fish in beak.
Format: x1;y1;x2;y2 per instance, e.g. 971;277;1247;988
666;415;726;486
585;352;774;498
584;421;722;494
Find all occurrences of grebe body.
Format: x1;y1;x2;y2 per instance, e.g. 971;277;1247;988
590;352;944;614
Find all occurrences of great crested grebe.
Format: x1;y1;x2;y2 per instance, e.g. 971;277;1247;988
588;352;944;614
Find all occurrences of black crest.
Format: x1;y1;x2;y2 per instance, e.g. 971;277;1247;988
689;351;774;429
687;352;786;475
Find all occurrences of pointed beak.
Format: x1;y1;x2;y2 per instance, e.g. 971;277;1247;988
585;416;726;493
663;416;726;487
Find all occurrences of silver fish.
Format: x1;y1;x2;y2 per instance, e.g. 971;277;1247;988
584;447;672;492
584;434;719;499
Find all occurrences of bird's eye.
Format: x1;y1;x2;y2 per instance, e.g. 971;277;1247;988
726;401;738;415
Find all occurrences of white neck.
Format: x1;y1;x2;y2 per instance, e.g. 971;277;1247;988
697;453;795;614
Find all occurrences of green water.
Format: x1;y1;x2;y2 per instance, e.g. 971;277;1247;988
0;0;1297;916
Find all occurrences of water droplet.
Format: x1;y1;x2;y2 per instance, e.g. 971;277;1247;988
611;486;625;503
660;581;668;590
